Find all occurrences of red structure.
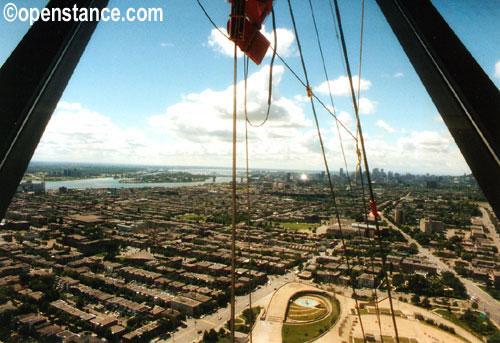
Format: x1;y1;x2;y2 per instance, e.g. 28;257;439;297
228;0;274;65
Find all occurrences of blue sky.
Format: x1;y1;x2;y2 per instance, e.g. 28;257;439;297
1;0;499;174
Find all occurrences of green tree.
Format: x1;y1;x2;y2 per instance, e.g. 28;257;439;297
421;297;431;308
487;332;500;343
442;271;468;299
76;297;85;309
454;264;467;276
461;309;496;336
392;274;404;288
408;274;429;295
158;318;173;332
202;328;218;342
462;252;474;261
411;294;420;304
19;273;31;285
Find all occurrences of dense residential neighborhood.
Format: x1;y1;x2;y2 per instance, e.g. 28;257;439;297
0;168;498;342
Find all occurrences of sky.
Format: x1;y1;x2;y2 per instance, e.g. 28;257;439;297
1;0;499;175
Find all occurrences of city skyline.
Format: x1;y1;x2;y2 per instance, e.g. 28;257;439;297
25;160;475;177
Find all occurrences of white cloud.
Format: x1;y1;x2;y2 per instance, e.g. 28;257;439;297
149;65;310;141
208;28;243;58
328;127;467;174
375;120;407;134
36;68;334;169
337;111;352;128
207;25;295;59
262;26;296;58
160;42;174;48
315;75;372;96
34;102;165;164
495;60;500;79
294;94;310;103
381;72;404;78
146;65;329;167
358;97;376;114
362;130;468;174
397;131;450;153
34;88;468;174
376;120;396;133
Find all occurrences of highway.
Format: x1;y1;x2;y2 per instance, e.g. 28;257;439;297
379;211;500;327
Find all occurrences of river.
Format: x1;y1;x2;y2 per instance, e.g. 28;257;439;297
44;176;232;190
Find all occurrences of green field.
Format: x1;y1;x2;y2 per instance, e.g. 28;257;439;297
278;222;319;230
282;297;340;343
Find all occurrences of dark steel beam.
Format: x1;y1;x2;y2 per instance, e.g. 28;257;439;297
376;0;500;218
0;0;108;220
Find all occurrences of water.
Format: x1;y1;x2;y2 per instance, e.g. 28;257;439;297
44;176;232;190
297;299;318;307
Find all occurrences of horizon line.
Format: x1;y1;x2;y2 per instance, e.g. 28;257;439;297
28;160;474;178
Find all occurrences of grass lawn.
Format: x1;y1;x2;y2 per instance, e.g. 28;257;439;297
287;307;327;322
282;298;340;343
231;306;261;334
436;309;467;328
277;222;319;230
443;309;499;339
436;309;483;337
430;310;479;342
241;306;261;325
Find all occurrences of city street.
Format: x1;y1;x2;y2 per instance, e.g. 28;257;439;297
160;271;296;343
478;204;500;249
